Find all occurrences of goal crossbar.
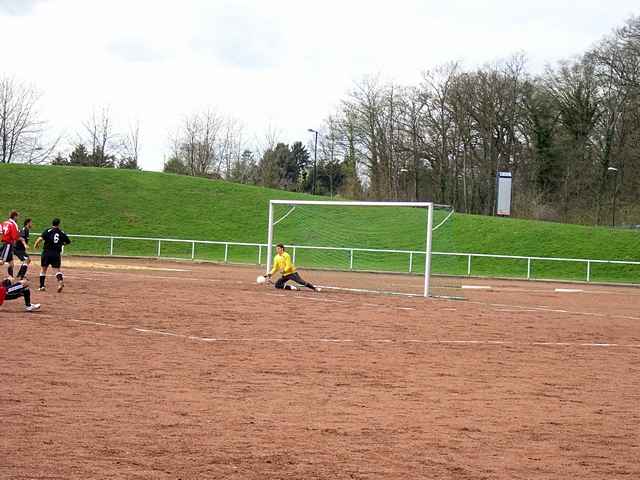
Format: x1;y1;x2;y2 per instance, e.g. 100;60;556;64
267;200;435;297
270;200;435;208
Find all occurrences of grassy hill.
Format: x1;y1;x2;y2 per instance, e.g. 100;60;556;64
1;164;639;283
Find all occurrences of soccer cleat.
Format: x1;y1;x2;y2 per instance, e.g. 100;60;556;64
38;286;46;291
289;285;298;291
315;287;322;292
57;282;64;293
25;303;41;312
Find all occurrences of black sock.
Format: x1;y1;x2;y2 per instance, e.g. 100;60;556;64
56;272;64;283
17;264;28;279
8;266;14;277
24;288;31;307
39;274;45;288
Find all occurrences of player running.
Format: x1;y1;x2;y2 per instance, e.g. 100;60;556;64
33;218;71;292
0;277;41;312
13;218;33;280
265;243;319;291
1;210;20;278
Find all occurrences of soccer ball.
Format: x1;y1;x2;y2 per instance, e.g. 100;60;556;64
256;275;266;285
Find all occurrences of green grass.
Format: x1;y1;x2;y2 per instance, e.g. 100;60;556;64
1;163;639;284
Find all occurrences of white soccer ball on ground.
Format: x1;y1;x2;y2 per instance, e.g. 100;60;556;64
256;275;266;284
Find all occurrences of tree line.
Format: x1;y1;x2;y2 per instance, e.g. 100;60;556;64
162;112;354;196
312;16;640;226
2;15;639;225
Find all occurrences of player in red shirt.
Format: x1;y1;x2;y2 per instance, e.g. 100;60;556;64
0;277;40;312
1;210;21;278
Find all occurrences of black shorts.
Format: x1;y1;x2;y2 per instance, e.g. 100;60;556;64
14;249;29;262
5;282;26;300
275;272;308;289
41;251;62;269
1;243;13;263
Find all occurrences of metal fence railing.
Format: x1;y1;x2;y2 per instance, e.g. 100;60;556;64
64;234;640;284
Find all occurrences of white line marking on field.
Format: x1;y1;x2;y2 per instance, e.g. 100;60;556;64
65;261;192;273
462;285;492;290
134;328;182;337
314;285;422;297
17;269;634;356
290;295;418;313
465;300;640;322
28;315;640;350
72;269;431;299
490;303;570;314
299;297;347;304
493;309;539;313
72;319;127;328
555;288;584;293
69;272;222;283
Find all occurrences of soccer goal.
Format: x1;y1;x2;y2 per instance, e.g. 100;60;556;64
266;200;453;297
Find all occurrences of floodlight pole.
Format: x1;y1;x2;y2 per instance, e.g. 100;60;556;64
308;128;318;195
400;167;408;201
613;176;618;228
608;167;618;227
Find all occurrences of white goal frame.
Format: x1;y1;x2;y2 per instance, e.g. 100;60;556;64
266;200;435;297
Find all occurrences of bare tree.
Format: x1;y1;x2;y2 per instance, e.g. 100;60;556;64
227;149;257;184
255;123;281;161
217;117;244;178
395;85;428;202
81;107;119;167
341;77;392;198
0;76;53;164
120;120;141;169
545;60;600;221
169;110;232;177
309;16;640;225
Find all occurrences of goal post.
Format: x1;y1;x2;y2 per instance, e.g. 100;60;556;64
266;200;437;297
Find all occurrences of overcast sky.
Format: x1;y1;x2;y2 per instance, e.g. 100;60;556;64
1;0;638;171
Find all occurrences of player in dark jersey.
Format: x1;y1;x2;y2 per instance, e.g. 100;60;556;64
13;218;33;280
0;277;40;312
33;218;71;293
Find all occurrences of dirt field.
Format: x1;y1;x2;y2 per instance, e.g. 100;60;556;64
1;257;639;479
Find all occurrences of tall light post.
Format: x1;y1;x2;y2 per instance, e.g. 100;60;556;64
307;128;318;195
399;167;408;201
607;166;618;227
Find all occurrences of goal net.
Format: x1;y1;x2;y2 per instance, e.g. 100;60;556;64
266;200;454;297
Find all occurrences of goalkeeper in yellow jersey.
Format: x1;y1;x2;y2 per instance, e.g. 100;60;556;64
265;243;319;291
